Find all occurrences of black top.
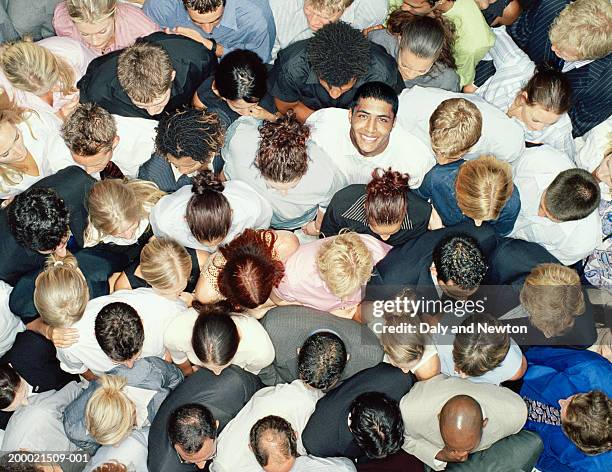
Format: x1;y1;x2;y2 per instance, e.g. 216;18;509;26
0;166;95;285
302;362;413;461
320;185;432;246
147;366;263;472
0;331;79;429
482;0;509;25
269;39;404;110
78;32;217;120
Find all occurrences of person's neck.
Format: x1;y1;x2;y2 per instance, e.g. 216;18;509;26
506;95;522;120
12;151;39;176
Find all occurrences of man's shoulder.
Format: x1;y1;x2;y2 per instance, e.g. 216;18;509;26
275;38;309;67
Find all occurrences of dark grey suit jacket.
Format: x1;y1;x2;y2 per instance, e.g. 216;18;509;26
258;305;383;386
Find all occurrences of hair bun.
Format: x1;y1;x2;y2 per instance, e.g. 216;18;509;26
367;168;410;196
191;170;224;195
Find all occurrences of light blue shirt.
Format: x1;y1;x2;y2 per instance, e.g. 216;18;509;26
144;0;276;62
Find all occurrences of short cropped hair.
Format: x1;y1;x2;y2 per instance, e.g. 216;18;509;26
429;98;482;162
0;363;20;410
453;314;510;377
168;403;218;454
544;168;600;221
432;234;487;289
61;103;117;156
455;155;514;222
351;81;399;117
249;415;298;467
191;301;239;367
183;0;225;14
349;392;404;459
7;187;69;252
117;41;174;104
139;238;192;294
297;331;347;390
520;263;585;337
255;112;310;183
215;49;267;103
307;0;354;15
155;109;224;164
308;21;370;87
316;232;375;298
522;66;572;114
549;0;612;60
94;302;144;362
562;390;612;455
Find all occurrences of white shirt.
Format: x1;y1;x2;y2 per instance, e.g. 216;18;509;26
56;288;188;376
150;180;273;251
0;114;55;199
222;116;346;225
164;308;275;374
509;145;602;265
0;281;25;357
290;455;357;471
48;114;157;178
397;86;526;163
574;117;611;198
269;0;389;61
475;27;575;159
211;380;324;472
307;107;436;189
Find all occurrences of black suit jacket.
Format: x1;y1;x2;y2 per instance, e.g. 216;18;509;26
258;305;383;386
302;363;413;461
78;32;216;120
147;366;263;472
0;166;95;285
0;331;79;429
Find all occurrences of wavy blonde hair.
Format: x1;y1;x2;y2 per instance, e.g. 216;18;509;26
85;375;136;446
455;155;514;222
84;179;165;246
140;238;192;294
66;0;117;23
0;39;76;96
316;232;374;299
0;104;35;194
33;252;89;327
429;98;482;162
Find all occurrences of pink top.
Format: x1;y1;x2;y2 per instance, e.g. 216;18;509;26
273;234;391;313
53;1;160;56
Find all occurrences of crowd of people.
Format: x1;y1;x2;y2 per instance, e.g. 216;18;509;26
0;0;610;471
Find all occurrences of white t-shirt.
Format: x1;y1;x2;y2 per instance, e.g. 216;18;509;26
307;107;436;189
56;288;188;375
574;117;611;198
510;146;602;265
397;86;526;164
0;281;25;357
164;308;275;374
212;380;324;472
150;180;273;251
48;114;157;178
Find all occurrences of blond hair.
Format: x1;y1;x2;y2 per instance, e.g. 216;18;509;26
85;375;136;446
520;263;585;337
0;39;76;96
84;179;165;246
455;155;514;222
306;0;354;14
140;238;192;294
0;104;33;194
549;0;612;60
34;252;89;327
429;98;482;162
66;0;117;23
117;42;174;103
316;232;374;298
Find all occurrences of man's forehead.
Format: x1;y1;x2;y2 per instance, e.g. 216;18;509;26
354;98;395;116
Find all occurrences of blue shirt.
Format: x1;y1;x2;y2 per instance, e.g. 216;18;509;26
414;159;521;236
144;0;276;63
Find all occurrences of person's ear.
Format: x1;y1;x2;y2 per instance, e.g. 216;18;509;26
519;91;528;103
346;353;351;362
482;417;489;429
112;135;120;149
296;347;300;356
348;108;353;122
171;70;177;82
292;429;298;441
215;419;220;428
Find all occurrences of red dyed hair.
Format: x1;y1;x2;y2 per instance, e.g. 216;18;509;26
218;229;285;310
365;168;410;225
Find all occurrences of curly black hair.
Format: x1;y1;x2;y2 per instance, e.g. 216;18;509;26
94;302;144;363
307;21;371;87
432;234;487;289
155;108;224;164
6;187;70;252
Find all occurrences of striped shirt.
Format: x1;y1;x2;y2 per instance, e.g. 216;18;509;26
476;27;575;158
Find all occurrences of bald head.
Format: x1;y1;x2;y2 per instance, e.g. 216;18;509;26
439;395;486;458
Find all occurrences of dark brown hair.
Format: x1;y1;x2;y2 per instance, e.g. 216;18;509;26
191;300;239;367
186;171;231;244
218;229;285;310
365;168;409;226
522;65;572;114
255;112;310;183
